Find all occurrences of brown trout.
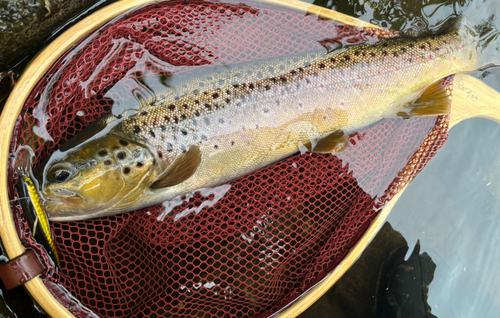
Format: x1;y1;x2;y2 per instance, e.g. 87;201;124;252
37;23;499;221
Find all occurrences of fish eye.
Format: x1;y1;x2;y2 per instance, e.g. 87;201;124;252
52;169;71;183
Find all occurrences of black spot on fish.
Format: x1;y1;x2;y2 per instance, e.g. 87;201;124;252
265;85;271;90
382;51;388;56
180;114;186;120
140;111;147;116
280;77;287;83
205;104;211;110
181;145;187;153
249;83;254;89
383;42;388;48
232;84;239;88
344;55;351;61
214;145;218;149
134;126;141;133
166;143;173;152
298;67;304;72
136;162;144;167
117;152;126;160
290;70;297;75
226;90;231;95
370;52;376;57
330;58;336;63
408;43;414;48
319;63;325;69
183;104;188;109
133;150;141;158
149;130;155;138
104;160;112;165
195;111;201;116
119;140;128;146
173;117;179;124
158;152;163;159
99;150;108;157
212;93;219;99
225;98;230;103
123;167;131;174
195;100;200;104
231;141;235;146
160;125;166;131
420;44;426;49
393;52;399;57
401;48;407;53
169;104;176;111
354;51;360;56
181;129;188;135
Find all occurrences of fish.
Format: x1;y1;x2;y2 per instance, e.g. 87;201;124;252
36;21;499;221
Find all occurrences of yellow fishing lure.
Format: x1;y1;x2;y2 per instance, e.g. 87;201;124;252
17;174;60;266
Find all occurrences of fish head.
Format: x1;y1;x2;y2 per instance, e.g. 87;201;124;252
38;134;155;220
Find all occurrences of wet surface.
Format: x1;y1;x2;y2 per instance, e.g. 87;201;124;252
1;0;500;317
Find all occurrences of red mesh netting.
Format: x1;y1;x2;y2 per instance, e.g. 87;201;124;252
7;1;450;317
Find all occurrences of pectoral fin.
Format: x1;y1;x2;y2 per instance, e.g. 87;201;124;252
151;146;201;189
398;80;450;118
305;130;349;154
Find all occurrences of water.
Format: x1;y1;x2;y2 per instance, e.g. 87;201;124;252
3;0;500;317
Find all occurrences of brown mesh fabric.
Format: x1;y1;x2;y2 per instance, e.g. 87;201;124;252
7;1;450;317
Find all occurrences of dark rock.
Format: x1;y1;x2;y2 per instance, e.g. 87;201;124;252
299;222;437;318
0;0;113;71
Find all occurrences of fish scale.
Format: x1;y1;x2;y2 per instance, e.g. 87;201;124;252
120;31;466;160
39;23;499;221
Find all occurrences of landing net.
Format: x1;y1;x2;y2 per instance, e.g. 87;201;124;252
8;1;450;317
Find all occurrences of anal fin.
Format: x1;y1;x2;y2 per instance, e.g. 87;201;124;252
397;79;450;118
151;145;201;189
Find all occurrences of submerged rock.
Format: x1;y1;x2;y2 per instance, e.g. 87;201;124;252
299;222;437;318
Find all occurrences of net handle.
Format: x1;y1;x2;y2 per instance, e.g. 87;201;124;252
277;73;500;317
0;1;380;317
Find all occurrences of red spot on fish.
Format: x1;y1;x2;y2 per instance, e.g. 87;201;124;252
319;83;325;89
395;66;400;70
298;103;303;108
462;45;465;50
379;89;384;93
429;55;433;60
323;116;327;120
453;56;456;61
340;102;344;106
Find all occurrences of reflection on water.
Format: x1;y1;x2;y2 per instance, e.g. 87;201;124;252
387;118;500;318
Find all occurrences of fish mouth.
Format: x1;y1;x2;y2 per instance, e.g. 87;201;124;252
43;189;84;212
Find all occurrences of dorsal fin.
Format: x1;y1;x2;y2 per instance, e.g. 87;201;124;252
150;146;201;189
